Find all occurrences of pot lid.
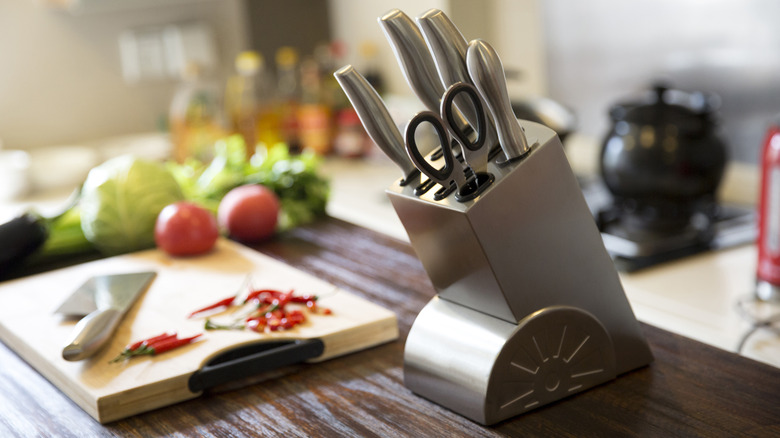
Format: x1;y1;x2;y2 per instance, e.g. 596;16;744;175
609;83;721;128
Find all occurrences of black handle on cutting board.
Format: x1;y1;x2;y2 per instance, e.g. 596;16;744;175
188;339;325;393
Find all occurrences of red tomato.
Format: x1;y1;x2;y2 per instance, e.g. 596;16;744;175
218;184;280;242
155;201;219;256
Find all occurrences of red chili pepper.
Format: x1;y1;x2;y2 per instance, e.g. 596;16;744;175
110;333;201;363
125;332;177;352
290;294;317;303
148;334;202;354
243;289;280;304
204;289;327;333
188;296;236;318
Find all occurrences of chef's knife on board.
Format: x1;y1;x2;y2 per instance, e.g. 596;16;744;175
56;271;156;361
416;9;499;151
334;65;419;185
467;39;532;162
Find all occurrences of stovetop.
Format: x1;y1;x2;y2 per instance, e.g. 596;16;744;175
579;177;758;272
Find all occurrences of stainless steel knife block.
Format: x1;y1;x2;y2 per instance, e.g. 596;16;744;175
386;121;653;425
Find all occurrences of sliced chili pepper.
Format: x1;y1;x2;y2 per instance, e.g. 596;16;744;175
204;289;327;333
246;317;266;332
290;294;317;303
188;296;236;318
243;289;279;304
205;319;245;330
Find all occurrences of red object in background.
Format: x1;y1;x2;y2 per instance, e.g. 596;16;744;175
155;201;219;256
756;120;780;298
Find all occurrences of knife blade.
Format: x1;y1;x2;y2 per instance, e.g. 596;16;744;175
466;39;531;162
57;271;156;361
334;65;419;184
416;9;499;149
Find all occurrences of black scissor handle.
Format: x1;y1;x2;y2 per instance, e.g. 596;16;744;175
441;82;486;153
404;111;457;186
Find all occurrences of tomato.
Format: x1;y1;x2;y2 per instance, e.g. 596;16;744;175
155;201;219;256
218;184;280;242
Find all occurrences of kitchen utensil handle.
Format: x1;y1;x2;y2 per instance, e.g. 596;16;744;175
188;339;325;393
62;308;122;361
379;9;445;113
334;65;419;183
467;39;531;161
417;8;500;150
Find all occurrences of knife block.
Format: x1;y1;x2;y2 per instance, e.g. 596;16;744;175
386;121;653;425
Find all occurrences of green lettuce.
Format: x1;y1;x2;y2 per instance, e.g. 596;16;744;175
80;155;184;255
168;136;329;230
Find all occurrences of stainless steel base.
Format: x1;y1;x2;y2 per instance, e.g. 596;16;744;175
404;298;616;425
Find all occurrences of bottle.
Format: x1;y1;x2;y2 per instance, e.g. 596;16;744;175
224;51;279;155
169;61;225;163
756;118;780;301
332;107;370;158
224;51;260;154
275;46;301;153
297;53;332;155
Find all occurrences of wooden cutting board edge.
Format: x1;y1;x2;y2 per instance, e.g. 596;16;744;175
95;312;400;423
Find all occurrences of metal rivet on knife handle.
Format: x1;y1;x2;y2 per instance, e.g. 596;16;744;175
466;39;531;161
417;9;500;153
334;65;419;184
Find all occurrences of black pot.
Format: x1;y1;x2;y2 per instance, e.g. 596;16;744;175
600;84;728;232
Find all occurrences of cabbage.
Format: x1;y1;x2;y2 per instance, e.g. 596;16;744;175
80;155;184;255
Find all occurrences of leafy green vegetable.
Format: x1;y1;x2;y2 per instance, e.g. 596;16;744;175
80;155;184;255
168;136;329;230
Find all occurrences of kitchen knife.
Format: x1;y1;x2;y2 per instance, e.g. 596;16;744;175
378;9;446;114
416;9;499;150
334;65;419;184
57;271;156;361
467;39;531;161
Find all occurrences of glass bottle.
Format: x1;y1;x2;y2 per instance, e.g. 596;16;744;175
169;61;225;163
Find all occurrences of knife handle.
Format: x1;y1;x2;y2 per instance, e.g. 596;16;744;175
417;9;500;153
467;39;531;161
379;9;445;113
334;65;419;183
62;308;122;361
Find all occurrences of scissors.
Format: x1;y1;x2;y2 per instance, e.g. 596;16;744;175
404;82;493;201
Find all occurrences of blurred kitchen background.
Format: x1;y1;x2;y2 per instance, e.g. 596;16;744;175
2;0;777;161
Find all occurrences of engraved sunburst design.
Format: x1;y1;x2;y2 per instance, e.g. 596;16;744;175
487;306;616;419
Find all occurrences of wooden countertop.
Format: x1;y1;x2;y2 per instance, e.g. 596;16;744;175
1;217;778;436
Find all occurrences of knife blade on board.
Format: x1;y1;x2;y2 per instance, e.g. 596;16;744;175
56;271;157;361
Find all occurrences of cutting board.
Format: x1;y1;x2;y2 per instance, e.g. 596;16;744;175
0;239;398;423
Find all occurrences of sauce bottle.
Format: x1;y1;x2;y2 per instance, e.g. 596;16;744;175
756;118;780;301
169;62;225;163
